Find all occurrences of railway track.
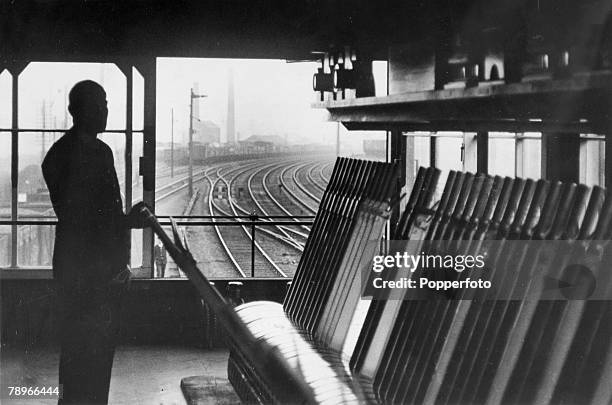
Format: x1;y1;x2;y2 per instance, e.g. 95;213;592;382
145;158;308;279
278;163;319;214
227;162;307;249
251;163;310;245
294;161;326;201
306;161;328;193
320;161;334;183
262;164;314;232
208;163;290;277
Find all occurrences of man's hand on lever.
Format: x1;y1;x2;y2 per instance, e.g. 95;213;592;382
126;201;151;229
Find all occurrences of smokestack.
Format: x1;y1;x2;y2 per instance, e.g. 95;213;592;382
227;69;236;144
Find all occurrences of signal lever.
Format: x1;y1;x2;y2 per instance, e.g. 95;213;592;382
137;205;318;405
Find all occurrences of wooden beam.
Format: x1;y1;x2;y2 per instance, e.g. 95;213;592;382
463;133;478;173
476;132;489;174
0;269;53;279
388;131;406;236
316;73;612;110
430;136;436;168
6;62;28;269
10;68;18;268
117;61;134;266
320;73;612;134
341;120;606;134
607;133;612;190
136;58;156;278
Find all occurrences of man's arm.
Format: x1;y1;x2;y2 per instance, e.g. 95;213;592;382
41;144;68;221
102;144;148;230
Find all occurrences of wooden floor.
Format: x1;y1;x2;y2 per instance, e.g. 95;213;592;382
1;344;233;404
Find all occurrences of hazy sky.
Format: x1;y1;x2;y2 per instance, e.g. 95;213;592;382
156;58;340;145
0;58;388;173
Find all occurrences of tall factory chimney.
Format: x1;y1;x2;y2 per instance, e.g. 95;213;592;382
226;69;236;144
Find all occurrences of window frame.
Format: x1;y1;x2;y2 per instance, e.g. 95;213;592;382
0;63;143;278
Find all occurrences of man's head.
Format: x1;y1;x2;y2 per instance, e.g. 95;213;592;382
68;80;108;135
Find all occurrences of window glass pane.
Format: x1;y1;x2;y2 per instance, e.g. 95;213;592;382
520;133;542;179
0;136;10;221
338;126;387;158
414;135;431;170
19;62;126;130
16;62;132;269
581;138;605;186
406;134;432;201
17;132;56;218
435;134;463;172
155;57;338;217
154;58;338;278
373;61;388;97
17;132;57;267
0;225;10;267
489;133;516;177
133;67;144;131
17;224;54;267
362;133;387;161
0;71;11;238
0;70;11;128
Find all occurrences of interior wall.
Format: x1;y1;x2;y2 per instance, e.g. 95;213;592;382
1;279;289;348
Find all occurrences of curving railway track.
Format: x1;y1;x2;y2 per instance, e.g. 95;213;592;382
208;163;292;277
320;161;333;183
294;161;328;201
249;163;310;246
278;163;320;214
306;161;328;193
194;157;332;278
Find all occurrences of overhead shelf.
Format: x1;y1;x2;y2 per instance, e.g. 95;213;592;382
313;71;612;133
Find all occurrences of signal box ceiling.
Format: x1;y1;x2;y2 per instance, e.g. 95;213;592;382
3;0;431;62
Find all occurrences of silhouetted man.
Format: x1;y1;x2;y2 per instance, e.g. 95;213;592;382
42;80;147;404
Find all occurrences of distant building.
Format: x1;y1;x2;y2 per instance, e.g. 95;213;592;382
238;135;287;154
241;135;287;146
193;120;221;144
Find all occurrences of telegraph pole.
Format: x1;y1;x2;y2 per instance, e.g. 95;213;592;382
189;88;207;198
189;90;194;198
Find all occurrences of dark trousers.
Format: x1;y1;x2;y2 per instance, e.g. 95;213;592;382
58;283;125;405
156;261;166;278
